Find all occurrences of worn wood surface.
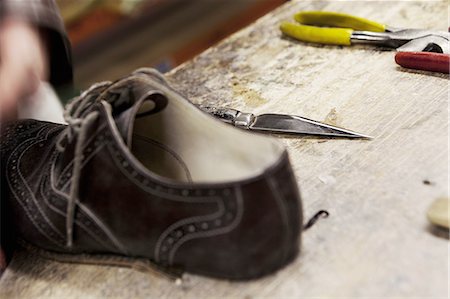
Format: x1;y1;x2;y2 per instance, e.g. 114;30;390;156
1;1;449;298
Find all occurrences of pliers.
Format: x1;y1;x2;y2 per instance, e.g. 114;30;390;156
280;11;450;73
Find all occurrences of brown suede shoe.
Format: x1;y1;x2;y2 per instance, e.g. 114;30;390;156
0;69;302;280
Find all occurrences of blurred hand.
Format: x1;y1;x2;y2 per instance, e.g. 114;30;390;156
0;18;48;122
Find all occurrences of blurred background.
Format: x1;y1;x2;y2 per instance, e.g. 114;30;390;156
57;0;287;89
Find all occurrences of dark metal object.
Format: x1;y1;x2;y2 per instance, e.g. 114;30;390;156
303;210;330;230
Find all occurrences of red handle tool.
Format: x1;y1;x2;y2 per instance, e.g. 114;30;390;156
394;27;450;74
395;52;450;74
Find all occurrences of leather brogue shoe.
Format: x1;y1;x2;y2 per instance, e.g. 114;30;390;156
0;69;303;280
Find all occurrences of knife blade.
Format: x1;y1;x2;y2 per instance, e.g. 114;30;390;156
199;106;371;139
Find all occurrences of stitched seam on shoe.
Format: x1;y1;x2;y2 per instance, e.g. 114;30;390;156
108;144;220;202
7;172;63;247
48;150;127;253
267;176;291;262
15;124;51;182
41;174;118;252
56;124;107;188
48;179;121;252
154;199;225;262
60;142;107;192
56;125;106;185
6;125;65;246
27;126;63;181
108;143;241;263
167;186;244;265
40;171;66;234
14;127;68;238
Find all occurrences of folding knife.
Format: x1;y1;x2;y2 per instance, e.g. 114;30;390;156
199;106;371;139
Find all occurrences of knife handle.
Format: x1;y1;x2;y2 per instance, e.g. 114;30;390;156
198;106;240;124
198;105;256;129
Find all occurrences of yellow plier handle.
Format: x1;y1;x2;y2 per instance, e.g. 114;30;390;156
280;11;386;46
295;11;386;32
280;23;354;46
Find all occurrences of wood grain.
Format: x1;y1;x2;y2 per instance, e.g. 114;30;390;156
1;1;448;298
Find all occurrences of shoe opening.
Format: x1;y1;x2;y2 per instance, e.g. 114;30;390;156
127;80;285;183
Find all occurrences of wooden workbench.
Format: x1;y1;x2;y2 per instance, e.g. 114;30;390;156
0;1;448;298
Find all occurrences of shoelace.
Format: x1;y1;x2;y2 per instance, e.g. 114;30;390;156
56;82;111;248
56;69;168;248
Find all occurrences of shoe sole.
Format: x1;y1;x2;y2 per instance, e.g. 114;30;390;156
17;238;298;281
17;239;184;281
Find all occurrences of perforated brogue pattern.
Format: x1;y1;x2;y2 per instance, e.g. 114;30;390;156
108;138;244;266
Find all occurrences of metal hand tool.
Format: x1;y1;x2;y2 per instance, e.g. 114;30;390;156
394;27;450;74
199;106;371;139
281;11;449;53
280;11;450;72
395;52;449;74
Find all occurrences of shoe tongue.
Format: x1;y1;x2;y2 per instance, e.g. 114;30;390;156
113;89;168;146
